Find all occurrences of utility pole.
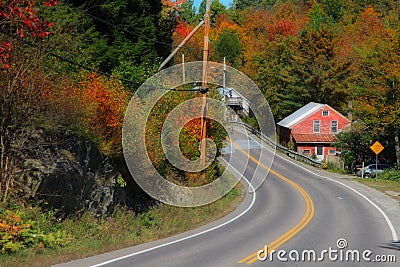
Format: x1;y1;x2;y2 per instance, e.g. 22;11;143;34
200;0;211;182
158;20;204;71
223;57;226;90
182;53;185;84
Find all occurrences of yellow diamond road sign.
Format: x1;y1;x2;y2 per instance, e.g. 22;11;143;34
370;141;384;155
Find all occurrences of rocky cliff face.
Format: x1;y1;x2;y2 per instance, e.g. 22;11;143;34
14;128;141;216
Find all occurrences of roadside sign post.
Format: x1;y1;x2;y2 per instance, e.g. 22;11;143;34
369;141;385;179
361;161;364;178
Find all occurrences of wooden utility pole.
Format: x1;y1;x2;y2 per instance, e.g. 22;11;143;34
182;53;185;84
200;0;211;182
158;20;204;71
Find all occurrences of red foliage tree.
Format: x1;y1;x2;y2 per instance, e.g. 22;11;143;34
0;0;58;68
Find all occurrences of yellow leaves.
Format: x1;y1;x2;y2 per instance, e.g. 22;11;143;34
0;222;7;230
363;5;380;18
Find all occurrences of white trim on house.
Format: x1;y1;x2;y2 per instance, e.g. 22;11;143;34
277;102;325;129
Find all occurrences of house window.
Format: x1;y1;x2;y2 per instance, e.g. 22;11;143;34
303;149;311;155
313;120;320;133
322;110;329;116
328;150;337;155
331;120;338;133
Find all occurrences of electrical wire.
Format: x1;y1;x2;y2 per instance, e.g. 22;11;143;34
76;3;203;52
0;28;201;92
82;10;174;48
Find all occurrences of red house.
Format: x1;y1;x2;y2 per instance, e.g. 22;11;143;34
277;102;351;161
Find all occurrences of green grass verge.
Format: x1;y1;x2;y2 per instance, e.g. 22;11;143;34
0;183;243;267
356;178;400;204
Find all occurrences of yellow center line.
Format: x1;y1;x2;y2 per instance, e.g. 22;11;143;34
227;138;315;264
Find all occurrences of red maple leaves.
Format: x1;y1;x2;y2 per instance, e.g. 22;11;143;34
0;0;58;68
43;1;58;7
0;41;11;68
175;21;191;37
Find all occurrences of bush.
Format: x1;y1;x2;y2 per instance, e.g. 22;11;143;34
375;169;400;181
0;207;71;254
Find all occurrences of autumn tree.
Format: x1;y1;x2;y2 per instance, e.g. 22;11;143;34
239;2;308;119
58;72;130;157
171;20;204;62
143;87;227;187
348;6;400;165
0;0;58;68
0;43;60;203
0;0;60;204
265;2;349;114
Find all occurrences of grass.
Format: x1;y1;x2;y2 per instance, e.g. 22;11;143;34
0;183;243;267
356;178;400;203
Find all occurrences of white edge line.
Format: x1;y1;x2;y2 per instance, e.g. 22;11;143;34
91;158;255;267
253;134;399;242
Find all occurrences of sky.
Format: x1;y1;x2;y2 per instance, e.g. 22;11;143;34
193;0;233;9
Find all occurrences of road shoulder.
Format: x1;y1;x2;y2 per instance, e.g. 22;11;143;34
54;171;254;267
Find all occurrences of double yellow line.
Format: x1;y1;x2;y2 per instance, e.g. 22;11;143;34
228;138;314;264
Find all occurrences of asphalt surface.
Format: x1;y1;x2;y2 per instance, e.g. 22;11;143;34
55;128;400;267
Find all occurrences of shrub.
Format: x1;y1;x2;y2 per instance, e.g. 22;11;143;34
0;208;71;253
375;169;400;181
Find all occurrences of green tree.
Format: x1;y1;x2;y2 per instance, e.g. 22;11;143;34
213;29;242;66
232;0;276;10
290;25;350;109
334;123;372;170
179;0;198;24
319;0;348;22
199;0;227;24
68;0;172;81
255;37;304;121
40;2;106;78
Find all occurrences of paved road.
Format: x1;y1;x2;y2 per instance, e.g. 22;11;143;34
56;128;400;267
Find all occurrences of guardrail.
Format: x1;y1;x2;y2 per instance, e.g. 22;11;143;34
233;122;322;167
226;97;243;106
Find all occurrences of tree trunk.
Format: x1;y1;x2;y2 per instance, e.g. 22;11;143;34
395;126;400;167
0;134;5;194
2;156;9;203
393;81;400;167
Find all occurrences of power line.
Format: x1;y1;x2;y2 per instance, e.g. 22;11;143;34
82;9;174;48
0;28;200;92
76;4;202;52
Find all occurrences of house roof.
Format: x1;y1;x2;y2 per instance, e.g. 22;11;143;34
292;133;337;143
277;102;325;129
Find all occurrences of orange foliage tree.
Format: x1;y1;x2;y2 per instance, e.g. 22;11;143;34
49;72;130;157
76;73;129;157
347;6;400;164
239;3;306;77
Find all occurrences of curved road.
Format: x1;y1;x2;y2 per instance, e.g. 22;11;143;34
56;127;400;267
